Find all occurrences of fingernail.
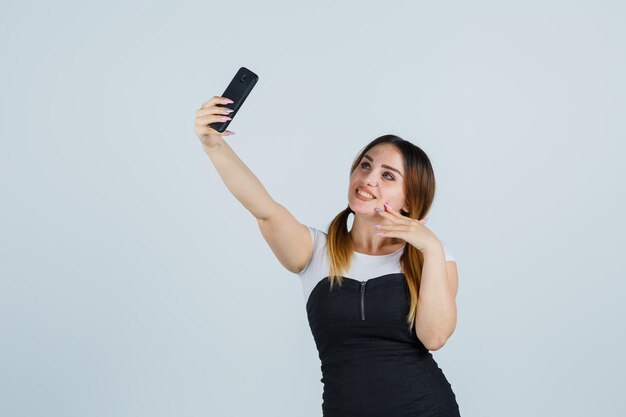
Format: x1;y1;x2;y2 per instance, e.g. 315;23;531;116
384;203;391;208
224;98;234;104
374;208;382;212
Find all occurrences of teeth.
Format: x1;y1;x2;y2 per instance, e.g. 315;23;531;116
357;189;375;199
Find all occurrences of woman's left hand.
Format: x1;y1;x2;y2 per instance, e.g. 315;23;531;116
374;203;439;252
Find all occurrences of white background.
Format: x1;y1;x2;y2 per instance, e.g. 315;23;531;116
1;1;624;416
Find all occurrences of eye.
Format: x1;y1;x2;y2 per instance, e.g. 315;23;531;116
360;162;396;181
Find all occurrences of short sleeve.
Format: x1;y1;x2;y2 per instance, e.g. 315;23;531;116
297;226;330;303
440;240;456;262
297;226;318;276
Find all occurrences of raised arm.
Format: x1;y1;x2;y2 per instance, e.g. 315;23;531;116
194;96;313;274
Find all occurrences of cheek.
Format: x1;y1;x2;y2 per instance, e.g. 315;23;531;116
350;173;364;184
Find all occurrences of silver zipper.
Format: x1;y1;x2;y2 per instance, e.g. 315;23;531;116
360;281;366;320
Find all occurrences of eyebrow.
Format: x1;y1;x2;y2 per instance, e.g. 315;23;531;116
362;154;403;177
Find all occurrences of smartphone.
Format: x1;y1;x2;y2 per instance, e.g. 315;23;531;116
210;66;259;133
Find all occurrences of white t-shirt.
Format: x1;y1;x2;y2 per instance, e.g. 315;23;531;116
297;226;456;304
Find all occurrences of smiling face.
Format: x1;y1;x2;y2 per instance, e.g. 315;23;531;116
348;143;408;215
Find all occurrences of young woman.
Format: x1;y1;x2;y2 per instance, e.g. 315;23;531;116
195;96;462;417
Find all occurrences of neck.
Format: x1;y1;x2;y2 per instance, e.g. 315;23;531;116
349;214;405;253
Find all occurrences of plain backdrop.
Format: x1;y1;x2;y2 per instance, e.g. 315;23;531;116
1;1;625;416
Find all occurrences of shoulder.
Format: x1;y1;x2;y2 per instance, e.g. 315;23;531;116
304;225;326;240
302;226;327;253
297;226;328;277
439;239;457;263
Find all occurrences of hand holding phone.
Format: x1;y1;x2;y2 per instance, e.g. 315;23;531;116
194;66;259;147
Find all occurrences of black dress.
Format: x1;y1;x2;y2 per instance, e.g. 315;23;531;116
298;227;461;417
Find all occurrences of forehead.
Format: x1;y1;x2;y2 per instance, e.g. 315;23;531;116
362;144;402;163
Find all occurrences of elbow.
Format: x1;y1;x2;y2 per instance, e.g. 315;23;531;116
416;321;455;351
424;336;447;351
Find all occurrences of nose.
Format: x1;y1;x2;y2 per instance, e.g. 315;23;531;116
366;172;378;187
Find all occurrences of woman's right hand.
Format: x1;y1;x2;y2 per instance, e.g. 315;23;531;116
194;96;236;147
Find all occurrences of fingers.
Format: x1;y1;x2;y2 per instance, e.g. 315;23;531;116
193;96;237;143
376;206;428;225
196;104;234;117
200;96;233;110
195;96;235;130
194;112;232;127
376;203;402;219
196;101;234;118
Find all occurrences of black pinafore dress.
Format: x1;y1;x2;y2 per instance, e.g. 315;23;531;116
299;226;461;417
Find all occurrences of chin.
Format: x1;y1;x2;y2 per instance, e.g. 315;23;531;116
350;204;376;215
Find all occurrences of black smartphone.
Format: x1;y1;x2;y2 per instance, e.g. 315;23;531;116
210;66;259;133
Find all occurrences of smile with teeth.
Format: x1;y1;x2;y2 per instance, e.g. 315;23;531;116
356;189;376;199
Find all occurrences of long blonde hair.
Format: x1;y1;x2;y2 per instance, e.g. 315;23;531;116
325;134;436;332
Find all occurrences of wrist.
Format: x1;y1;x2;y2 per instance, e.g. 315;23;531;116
421;239;444;256
202;138;225;153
